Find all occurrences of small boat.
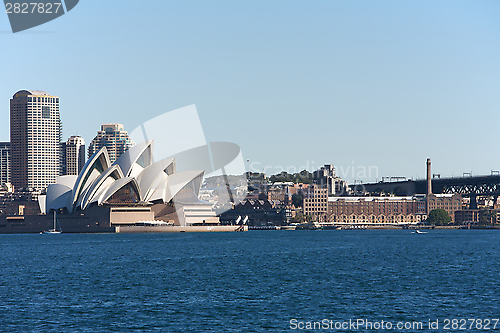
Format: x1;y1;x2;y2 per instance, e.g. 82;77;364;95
43;211;61;234
412;229;427;234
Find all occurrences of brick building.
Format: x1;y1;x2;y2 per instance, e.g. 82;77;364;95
303;185;328;221
327;196;427;225
426;193;462;223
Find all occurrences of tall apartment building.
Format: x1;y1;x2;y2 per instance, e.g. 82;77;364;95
313;164;350;195
88;124;134;163
0;142;10;186
10;90;61;191
60;142;67;175
64;136;86;175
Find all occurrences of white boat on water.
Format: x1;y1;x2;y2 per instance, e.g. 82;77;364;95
412;229;427;234
42;211;62;234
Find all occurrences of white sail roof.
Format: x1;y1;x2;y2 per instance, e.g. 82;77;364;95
113;140;153;178
69;147;111;212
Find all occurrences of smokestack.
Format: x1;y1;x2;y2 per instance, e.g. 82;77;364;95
426;158;432;196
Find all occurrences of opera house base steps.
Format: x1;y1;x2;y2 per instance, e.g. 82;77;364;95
116;225;248;233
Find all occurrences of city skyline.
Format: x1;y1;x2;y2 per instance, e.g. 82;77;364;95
1;1;499;183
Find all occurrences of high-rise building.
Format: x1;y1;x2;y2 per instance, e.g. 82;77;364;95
313;164;350;195
64;136;86;176
60;142;67;176
88;124;134;163
0;142;10;186
10;90;62;191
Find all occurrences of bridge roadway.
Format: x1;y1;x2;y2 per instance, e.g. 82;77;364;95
352;174;500;197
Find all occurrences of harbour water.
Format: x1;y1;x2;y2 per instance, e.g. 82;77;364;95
1;230;499;332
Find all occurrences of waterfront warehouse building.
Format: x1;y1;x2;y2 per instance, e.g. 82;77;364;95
327;196;428;225
10;90;62;191
426;193;462;223
88;124;134;163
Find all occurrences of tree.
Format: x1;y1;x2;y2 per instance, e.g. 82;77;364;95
479;209;497;225
269;170;313;184
290;213;306;223
292;193;303;208
426;209;451;226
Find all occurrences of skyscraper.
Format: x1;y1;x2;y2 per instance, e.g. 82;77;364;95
88;124;134;163
64;136;86;175
0;142;10;187
10;90;62;191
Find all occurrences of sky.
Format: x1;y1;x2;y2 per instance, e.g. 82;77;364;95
1;0;499;183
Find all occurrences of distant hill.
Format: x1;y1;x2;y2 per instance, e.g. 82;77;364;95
202;170;313;188
202;174;248;188
269;170;313;184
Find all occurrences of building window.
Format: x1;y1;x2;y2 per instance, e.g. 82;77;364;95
42;106;51;119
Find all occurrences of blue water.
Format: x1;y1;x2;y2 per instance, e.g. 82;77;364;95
0;230;499;332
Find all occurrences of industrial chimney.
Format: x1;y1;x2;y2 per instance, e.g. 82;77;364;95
426;158;432;196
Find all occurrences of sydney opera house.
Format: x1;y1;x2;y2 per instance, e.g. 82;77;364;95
24;140;224;233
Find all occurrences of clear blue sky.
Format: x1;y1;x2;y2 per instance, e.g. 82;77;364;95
1;0;499;183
